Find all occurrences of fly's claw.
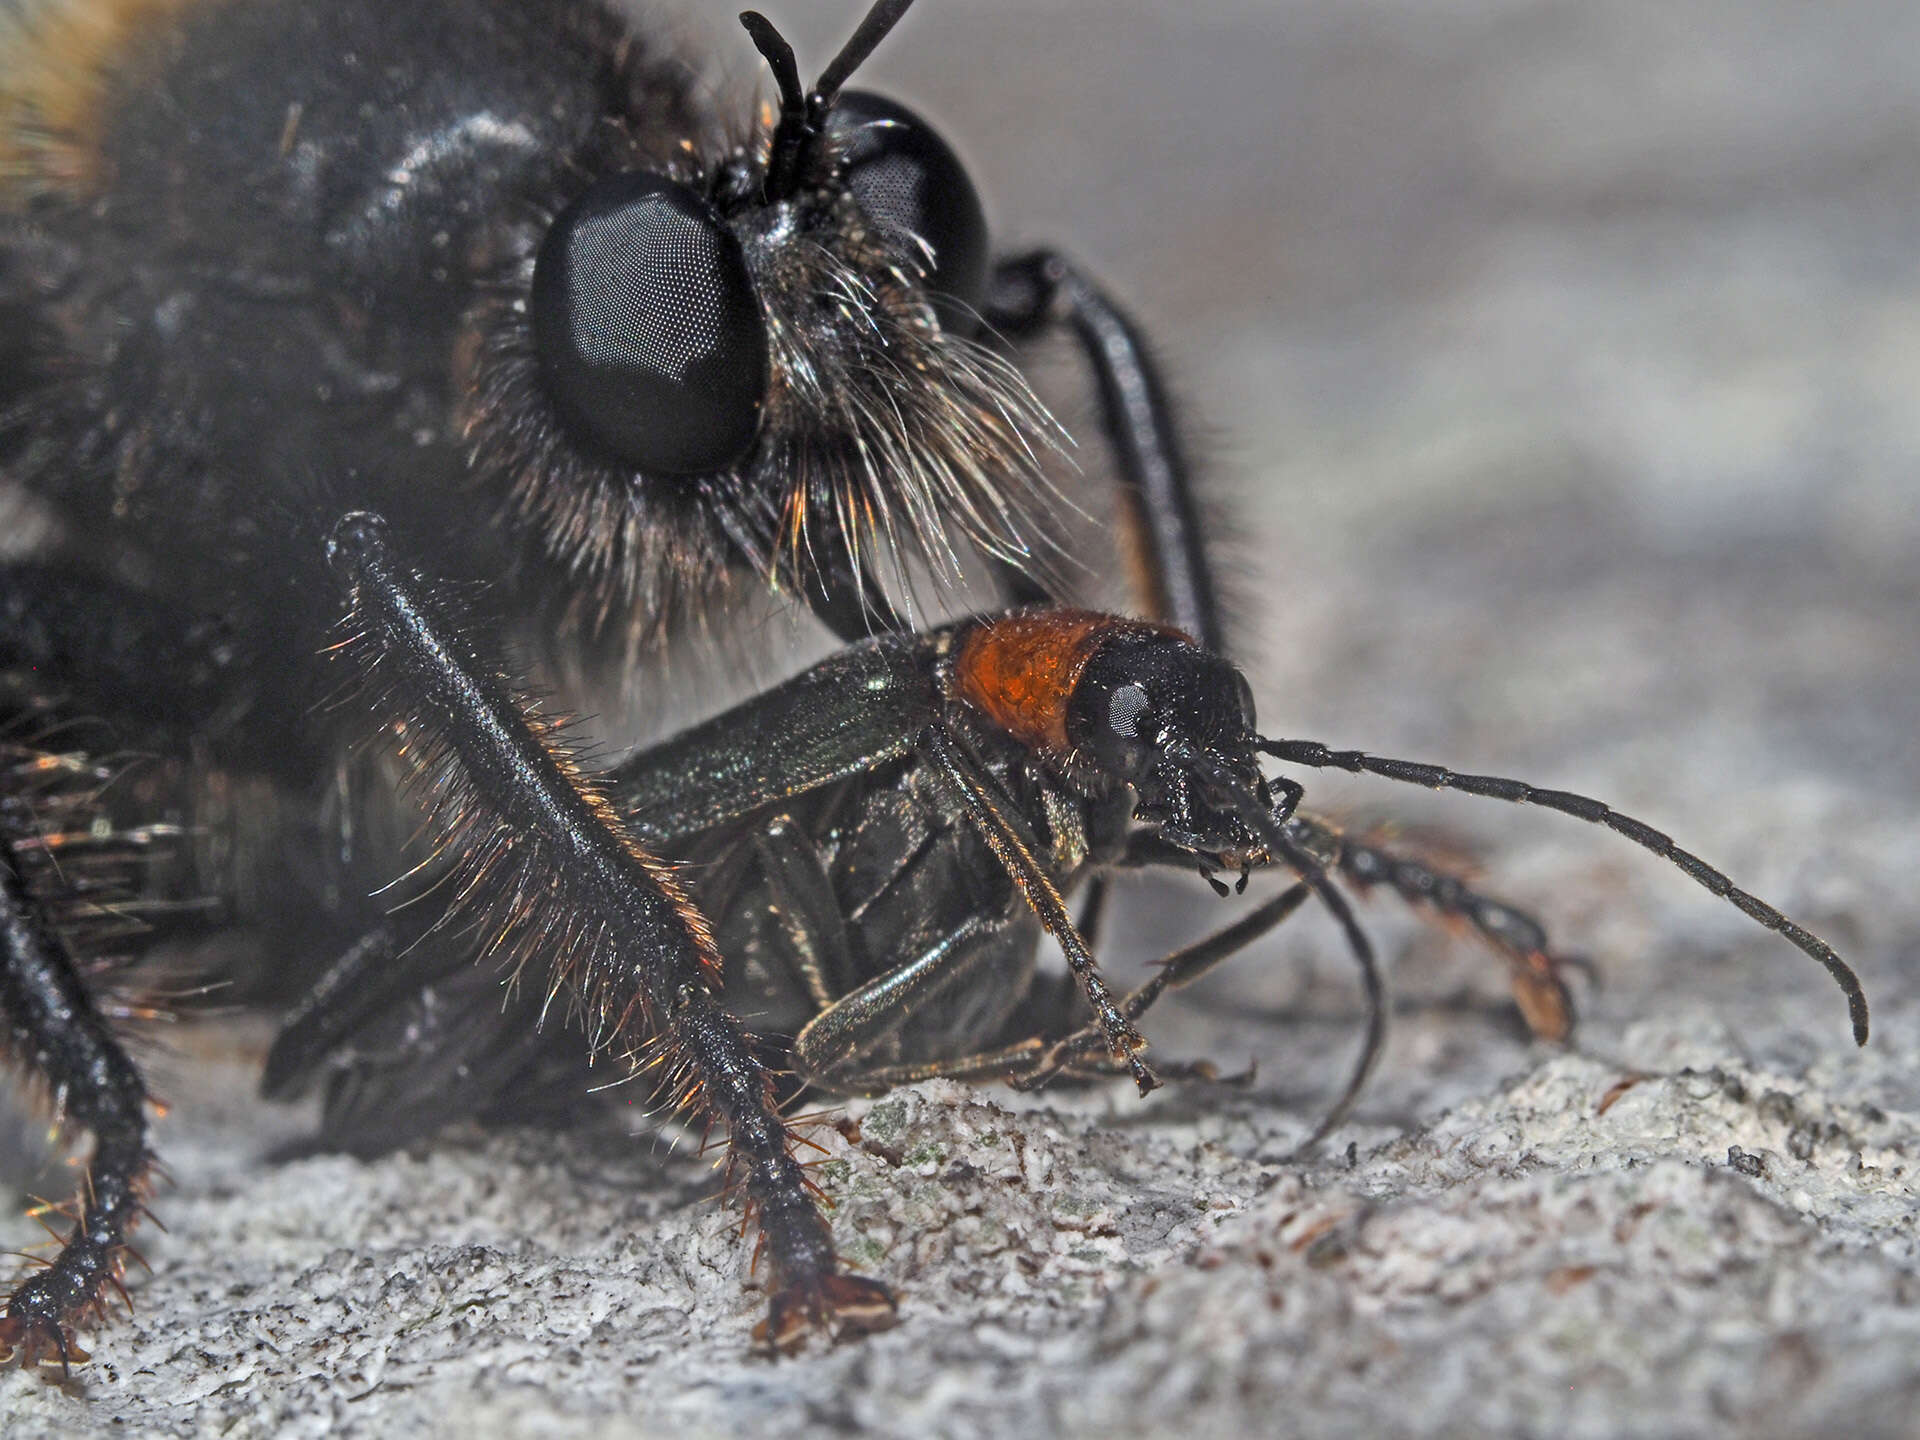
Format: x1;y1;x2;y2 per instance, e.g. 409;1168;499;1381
755;1272;899;1354
0;1294;91;1376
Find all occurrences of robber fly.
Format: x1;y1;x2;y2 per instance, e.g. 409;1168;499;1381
0;0;1217;1366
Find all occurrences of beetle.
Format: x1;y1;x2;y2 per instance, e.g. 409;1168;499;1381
278;534;1594;1138
0;0;1225;1366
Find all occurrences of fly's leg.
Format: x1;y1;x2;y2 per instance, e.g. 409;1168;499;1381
0;659;179;1374
985;248;1223;653
0;571;255;1373
325;513;893;1350
984;248;1225;958
0;840;153;1373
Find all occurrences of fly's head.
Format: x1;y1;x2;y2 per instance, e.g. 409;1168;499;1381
464;0;1062;633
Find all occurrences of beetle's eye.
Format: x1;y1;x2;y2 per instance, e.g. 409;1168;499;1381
532;173;768;475
829;91;989;330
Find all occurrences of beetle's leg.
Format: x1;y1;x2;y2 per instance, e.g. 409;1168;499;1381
748;720;1169;1098
1116;809;1577;1042
804;1037;1048;1092
917;724;1158;1095
790;913;1023;1094
1284;813;1577;1042
824;885;1315;1095
325;512;893;1350
720;805;1028;1093
749;814;867;1015
1009;883;1313;1091
793;1029;1247;1095
985;249;1223;653
0;840;154;1373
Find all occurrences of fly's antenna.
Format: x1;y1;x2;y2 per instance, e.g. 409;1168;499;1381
1258;739;1870;1046
741;0;918;200
813;0;916;100
1165;738;1387;1153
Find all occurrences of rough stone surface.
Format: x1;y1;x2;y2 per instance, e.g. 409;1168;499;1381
7;1;1920;1436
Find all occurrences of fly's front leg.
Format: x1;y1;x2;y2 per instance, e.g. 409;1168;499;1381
984;250;1226;955
324;513;894;1350
985;249;1222;653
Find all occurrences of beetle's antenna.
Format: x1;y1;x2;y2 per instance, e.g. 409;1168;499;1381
1166;739;1387;1153
1259;738;1871;1046
741;0;918;200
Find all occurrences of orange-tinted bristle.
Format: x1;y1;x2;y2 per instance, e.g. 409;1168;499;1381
0;0;207;202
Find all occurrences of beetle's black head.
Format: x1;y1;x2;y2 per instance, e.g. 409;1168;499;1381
1065;629;1276;865
469;0;1059;637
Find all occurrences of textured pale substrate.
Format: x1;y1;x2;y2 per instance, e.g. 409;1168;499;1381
6;998;1920;1438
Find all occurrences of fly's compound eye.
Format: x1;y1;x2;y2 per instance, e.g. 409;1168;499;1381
532;173;769;475
829;92;989;330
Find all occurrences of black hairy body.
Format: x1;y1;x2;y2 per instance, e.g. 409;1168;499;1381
0;0;1036;744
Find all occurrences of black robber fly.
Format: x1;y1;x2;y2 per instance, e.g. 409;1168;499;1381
0;0;1219;1367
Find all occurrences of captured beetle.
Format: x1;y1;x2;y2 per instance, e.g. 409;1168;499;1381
287;536;1868;1333
0;0;1225;1367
